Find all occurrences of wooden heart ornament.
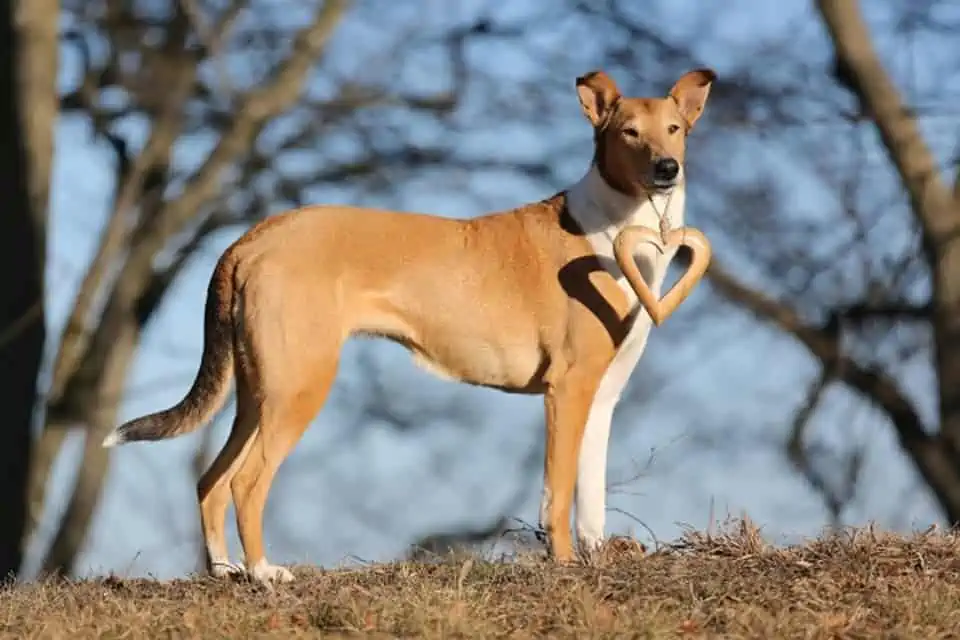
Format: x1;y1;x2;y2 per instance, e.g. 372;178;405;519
613;226;712;326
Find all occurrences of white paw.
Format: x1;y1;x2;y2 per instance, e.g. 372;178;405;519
209;559;245;579
249;559;295;585
577;533;604;559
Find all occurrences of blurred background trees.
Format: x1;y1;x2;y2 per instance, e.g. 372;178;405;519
1;0;58;581
2;0;958;580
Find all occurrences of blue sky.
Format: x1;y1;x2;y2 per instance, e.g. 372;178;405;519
23;0;960;579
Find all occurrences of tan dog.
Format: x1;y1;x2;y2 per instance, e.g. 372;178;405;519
103;68;715;584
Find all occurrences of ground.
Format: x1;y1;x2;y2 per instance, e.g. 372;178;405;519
3;520;959;638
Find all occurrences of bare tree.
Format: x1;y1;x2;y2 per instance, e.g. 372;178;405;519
703;0;960;525
0;0;58;580
500;0;960;532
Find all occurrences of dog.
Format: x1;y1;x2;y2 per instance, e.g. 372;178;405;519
103;67;714;584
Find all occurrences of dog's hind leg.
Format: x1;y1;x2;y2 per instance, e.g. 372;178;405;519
230;371;336;584
229;314;341;585
196;392;259;578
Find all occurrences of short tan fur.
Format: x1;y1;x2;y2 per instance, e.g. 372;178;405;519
103;68;715;585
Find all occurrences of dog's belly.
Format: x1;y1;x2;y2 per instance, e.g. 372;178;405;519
406;328;547;394
354;297;546;393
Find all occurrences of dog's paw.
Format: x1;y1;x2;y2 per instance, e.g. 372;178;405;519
249;559;295;585
209;560;246;579
577;533;604;556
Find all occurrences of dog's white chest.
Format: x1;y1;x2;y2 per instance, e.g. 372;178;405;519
565;166;686;401
591;242;667;403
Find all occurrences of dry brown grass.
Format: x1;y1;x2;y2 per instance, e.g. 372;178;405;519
3;520;960;639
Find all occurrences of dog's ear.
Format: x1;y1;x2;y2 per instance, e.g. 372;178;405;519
668;68;716;130
576;70;621;127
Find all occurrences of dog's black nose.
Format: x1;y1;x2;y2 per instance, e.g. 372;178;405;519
653;157;680;183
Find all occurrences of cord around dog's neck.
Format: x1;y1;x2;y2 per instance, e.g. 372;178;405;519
647;189;676;244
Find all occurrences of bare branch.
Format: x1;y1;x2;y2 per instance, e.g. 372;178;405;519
46;10;196;406
179;0;249;102
120;0;351;288
831;300;932;326
41;316;141;576
785;373;862;528
817;0;958;257
707;264;960;521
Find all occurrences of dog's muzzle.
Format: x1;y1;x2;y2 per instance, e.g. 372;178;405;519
651;156;680;189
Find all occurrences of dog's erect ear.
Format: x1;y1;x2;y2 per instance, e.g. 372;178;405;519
668;68;716;130
576;70;621;127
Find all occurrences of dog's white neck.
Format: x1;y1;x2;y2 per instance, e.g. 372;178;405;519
565;163;687;302
565;164;686;249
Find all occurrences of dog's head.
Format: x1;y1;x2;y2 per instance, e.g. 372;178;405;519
576;68;715;197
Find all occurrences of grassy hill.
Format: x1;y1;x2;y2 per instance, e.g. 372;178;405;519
3;520;959;638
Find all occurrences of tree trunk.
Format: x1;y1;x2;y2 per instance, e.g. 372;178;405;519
35;169;173;574
41;317;139;575
0;0;58;580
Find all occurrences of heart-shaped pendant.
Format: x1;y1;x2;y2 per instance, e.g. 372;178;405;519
612;226;712;326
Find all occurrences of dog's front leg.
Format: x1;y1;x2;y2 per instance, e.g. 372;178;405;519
539;403;613;551
573;313;655;556
573;401;615;555
541;369;600;564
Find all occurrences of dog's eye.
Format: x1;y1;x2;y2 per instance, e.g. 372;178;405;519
622;127;639;139
667;124;681;135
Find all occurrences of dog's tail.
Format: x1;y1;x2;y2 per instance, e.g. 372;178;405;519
102;249;240;447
